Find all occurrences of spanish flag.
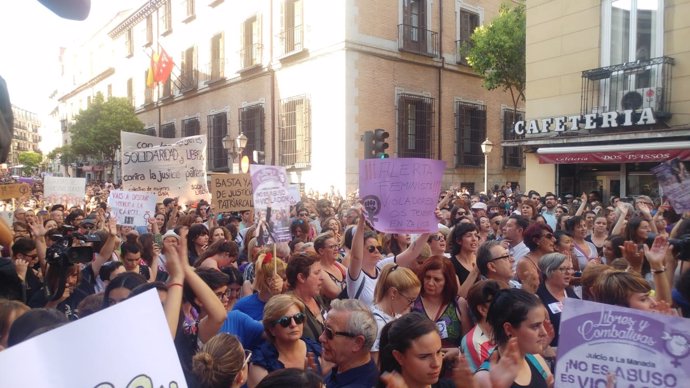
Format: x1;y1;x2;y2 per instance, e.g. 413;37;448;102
146;52;159;88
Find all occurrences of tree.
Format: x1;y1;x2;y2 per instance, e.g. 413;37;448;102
17;151;42;176
47;145;77;177
464;3;525;121
69;93;144;178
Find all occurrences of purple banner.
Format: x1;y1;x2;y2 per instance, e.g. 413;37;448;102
359;158;445;233
651;158;690;213
249;165;291;243
555;298;690;388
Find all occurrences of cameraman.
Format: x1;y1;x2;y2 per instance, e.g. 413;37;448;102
75;217;120;295
0;238;43;303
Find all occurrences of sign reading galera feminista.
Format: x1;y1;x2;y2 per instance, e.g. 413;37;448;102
513;107;656;135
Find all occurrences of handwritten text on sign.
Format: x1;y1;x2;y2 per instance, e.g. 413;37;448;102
212;174;254;212
250;165;292;242
359;158;445;233
107;190;158;226
43;176;86;206
555;298;690;388
120;132;210;205
0;183;31;200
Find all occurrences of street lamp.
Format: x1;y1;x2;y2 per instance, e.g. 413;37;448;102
481;138;494;194
223;132;249;173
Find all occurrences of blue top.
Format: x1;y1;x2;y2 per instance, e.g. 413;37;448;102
251;337;322;374
325;359;379;388
232;293;266;321
219;310;265;351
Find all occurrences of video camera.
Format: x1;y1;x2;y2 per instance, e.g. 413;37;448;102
46;225;101;267
670;234;690;262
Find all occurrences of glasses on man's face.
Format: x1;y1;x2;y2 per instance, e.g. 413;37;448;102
557;266;575;273
489;254;512;263
367;245;383;254
22;253;38;259
456;212;466;217
323;326;357;340
272;312;306;327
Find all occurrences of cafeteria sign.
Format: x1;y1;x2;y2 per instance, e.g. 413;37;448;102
514;108;656;135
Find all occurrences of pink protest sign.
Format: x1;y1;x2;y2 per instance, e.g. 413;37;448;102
359;158;445;233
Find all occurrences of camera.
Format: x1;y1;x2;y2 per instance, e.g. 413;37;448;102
46;227;101;267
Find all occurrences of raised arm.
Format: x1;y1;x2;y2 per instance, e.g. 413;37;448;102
93;217;119;277
574;193;588;216
348;207;365;279
162;236;185;339
396;232;431;268
644;234;672;304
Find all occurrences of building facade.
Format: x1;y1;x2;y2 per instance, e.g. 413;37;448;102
57;0;524;194
9;106;42;168
514;0;690;203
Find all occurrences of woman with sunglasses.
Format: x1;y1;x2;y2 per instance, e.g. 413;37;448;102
192;333;252;388
516;223;556;293
535;252;579;348
248;294;322;388
427;232;449;257
371;264;421;356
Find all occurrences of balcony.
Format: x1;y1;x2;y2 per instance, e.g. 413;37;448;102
581;56;674;120
278;25;304;58
201;59;226;84
239;43;263;70
398;24;439;58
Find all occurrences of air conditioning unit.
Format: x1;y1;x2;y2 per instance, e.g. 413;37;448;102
617;87;662;111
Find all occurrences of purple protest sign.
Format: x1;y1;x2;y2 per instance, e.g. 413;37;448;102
651;158;690;213
359;158;445;233
249;165;292;243
555;298;690;388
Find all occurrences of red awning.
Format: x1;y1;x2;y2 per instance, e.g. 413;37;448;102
537;142;690;164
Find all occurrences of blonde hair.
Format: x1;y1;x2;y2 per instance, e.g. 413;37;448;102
262;294;305;342
253;250;287;294
373;264;421;303
192;333;244;388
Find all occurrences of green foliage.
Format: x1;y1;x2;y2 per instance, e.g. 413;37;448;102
47;145;76;168
69;93;144;163
17;151;42;175
464;3;526;113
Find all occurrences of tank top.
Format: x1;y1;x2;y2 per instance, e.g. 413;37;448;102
412;297;463;347
512;356;549;388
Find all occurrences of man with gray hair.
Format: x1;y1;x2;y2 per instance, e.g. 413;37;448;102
476;240;521;289
320;299;379;388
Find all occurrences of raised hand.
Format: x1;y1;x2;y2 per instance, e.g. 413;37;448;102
489;338;521;388
621;240;644;271
380;371;409;388
14;258;29;282
451;351;478;388
644;234;670;269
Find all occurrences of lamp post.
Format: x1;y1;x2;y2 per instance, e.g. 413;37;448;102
223;132;249;173
481;138;494;194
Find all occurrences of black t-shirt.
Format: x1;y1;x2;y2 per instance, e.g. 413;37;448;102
536;283;579;347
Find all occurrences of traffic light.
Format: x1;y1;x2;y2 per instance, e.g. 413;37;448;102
363;130;375;159
252;150;266;164
373;128;389;158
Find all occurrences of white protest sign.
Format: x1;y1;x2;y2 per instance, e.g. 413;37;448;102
107;190;157;226
121;131;210;205
0;290;187;388
43;176;86;207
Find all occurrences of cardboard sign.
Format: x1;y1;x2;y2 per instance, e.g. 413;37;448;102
107;190;158;226
249;165;292;242
359;158;445;233
0;183;31;200
0;290;187;388
43;176;86;207
555;298;690;388
651;158;690;213
121;132;210;205
211;173;253;212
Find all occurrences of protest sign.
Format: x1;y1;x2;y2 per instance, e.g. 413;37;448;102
43;176;86;206
288;184;301;205
120;132;210;205
0;290;187;388
555;298;690;388
211;173;253;212
107;190;158;226
359;158;445;233
651;158;690;213
0;183;31;200
249;165;292;242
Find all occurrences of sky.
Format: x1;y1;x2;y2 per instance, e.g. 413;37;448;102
0;0;141;154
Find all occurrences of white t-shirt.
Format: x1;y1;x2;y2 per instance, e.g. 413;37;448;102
370;304;397;352
346;256;395;308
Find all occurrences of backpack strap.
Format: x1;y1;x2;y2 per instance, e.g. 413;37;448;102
526;353;549;381
353;275;367;300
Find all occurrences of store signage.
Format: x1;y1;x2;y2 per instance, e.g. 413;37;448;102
514;107;656;135
538;149;690;164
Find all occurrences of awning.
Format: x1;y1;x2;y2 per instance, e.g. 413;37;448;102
537;141;690;164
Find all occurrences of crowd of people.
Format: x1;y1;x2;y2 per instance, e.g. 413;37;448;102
0;179;689;388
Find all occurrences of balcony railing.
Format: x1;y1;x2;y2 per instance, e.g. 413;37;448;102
240;43;263;69
581;56;674;120
201;59;226;84
398;24;439;57
279;25;304;57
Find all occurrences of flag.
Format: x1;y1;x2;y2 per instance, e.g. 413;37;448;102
155;48;174;83
146;52;158;88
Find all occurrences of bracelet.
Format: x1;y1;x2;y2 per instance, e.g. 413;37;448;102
167;282;184;289
652;267;666;274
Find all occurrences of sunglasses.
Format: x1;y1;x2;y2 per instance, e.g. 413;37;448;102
489;254;512;262
428;235;445;242
272;312;306;327
82;224;95;230
323;326;357;340
367;245;383;253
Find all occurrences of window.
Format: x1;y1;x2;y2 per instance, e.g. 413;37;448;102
210;33;225;81
162;78;172;98
455;101;486;167
180;46;197;91
127;78;134;106
399;0;438;56
125;29;134;57
207;112;228;171
279;95;310;168
161;1;172;34
502;109;523;168
241;16;262;68
239;104;265;158
397;94;434;158
457;9;480;65
280;0;303;55
145;15;153;46
160;123;176;138
182;118;200;137
181;0;195;22
144;127;157;136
